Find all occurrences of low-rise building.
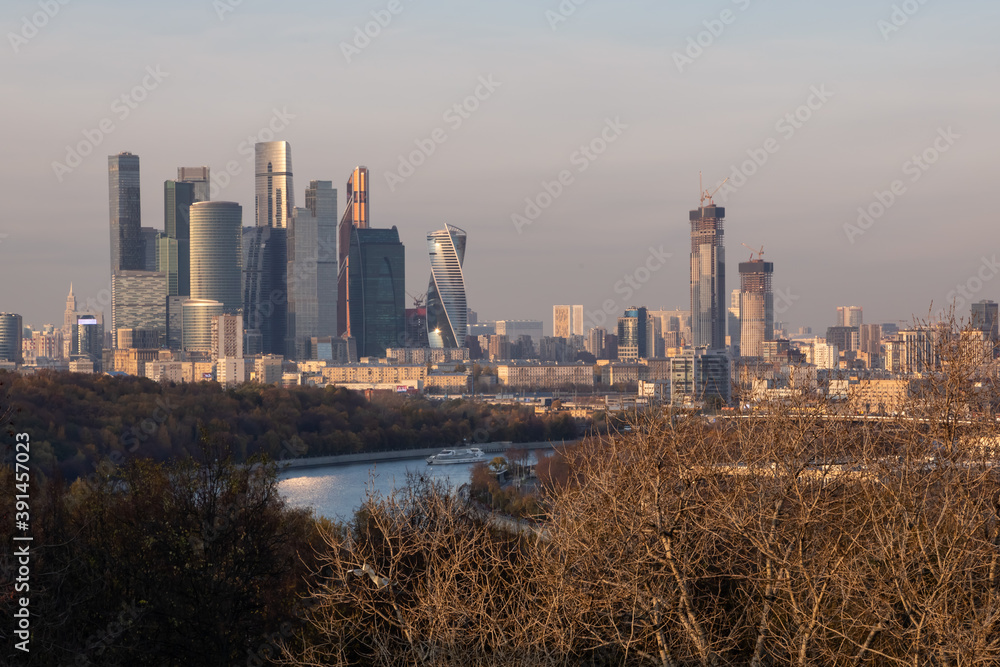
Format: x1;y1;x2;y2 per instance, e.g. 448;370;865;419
496;362;594;390
322;363;428;386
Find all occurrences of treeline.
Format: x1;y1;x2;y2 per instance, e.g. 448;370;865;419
0;370;580;482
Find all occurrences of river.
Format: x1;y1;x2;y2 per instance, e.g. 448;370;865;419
278;456;481;521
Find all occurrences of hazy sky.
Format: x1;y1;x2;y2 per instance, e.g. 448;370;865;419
2;0;997;334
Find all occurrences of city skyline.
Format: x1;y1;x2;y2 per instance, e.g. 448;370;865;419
3;1;997;332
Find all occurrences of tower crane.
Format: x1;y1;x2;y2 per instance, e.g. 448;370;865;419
699;171;729;207
406;291;426;308
741;243;765;262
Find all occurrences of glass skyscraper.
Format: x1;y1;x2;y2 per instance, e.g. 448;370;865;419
337;167;369;336
111;271;168;343
255;142;294;228
347;226;405;358
426;224;468;349
109;152;143;273
190;201;243;315
163;179;195;296
689;202;726;350
286;181;337;359
242;225;286;356
0;313;23;364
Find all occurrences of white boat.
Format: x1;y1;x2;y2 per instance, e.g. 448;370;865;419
426;447;487;465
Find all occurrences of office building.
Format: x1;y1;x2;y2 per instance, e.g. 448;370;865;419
182;299;225;353
728;289;741;352
337;167;369;336
553;305;584;338
109;152;143;274
837;306;863;328
242;225;287;356
211;314;243;360
163;179;196;295
426;224;468;349
0;313;23;364
141;227;160;271
617;306;649;361
586;327;606;358
826;326;859;354
116;328;161;350
972;300;999;348
670;347;731;407
689;197;726;349
255;141;294;228
347;226;405;358
190;201;242;314
287;181;338;359
112;271;167;346
739;259;774;358
177;166;210;202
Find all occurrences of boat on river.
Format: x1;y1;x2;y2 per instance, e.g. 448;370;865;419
426;447;487;465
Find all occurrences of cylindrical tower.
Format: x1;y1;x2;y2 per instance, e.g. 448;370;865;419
190;201;243;314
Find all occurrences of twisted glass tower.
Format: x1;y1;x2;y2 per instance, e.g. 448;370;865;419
426;224;468;349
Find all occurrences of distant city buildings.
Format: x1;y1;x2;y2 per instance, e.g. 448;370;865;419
347;226;405;358
689;197;726;350
255;141;294;228
738;259;774;358
338;167;369;337
426;224;468;349
617;306;649;361
177;166;211;203
287;180;338;359
0;313;23;364
553;305;584;338
837;306;863;328
190;201;243;314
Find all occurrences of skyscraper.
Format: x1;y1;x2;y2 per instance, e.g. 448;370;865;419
426;224;468;349
338;167;369;336
738;259;774;358
553;305;585;338
163;179;196;296
242;225;287;356
287;181;338;359
617;306;649;361
972;300;998;346
109;152;143;273
111;271;167;344
689;196;726;349
0;313;23;364
347;226;405;358
728;289;741;352
141;227;160;272
177;166;211;202
255;142;294;228
190;201;243;314
837;306;863;328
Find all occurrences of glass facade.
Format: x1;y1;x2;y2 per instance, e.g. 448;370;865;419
109;152;143;273
164;180;195;296
182;299;224;352
255;142;294;228
286;181;337;359
337;167;369;336
190;201;243;314
0;313;23;363
242;225;286;356
111;271;168;345
689;204;726;350
177;167;210;203
348;226;405;358
426;224;468;349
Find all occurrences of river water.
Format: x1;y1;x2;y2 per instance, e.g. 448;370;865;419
278;457;480;522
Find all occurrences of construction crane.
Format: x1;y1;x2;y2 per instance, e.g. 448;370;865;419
741;243;765;262
699;171;729;207
406;291;426;308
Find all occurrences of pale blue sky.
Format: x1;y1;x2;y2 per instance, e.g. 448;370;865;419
2;0;998;333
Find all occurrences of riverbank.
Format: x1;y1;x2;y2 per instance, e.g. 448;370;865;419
280;440;574;470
